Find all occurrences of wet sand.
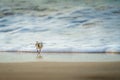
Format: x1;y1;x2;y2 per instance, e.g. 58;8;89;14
0;62;120;80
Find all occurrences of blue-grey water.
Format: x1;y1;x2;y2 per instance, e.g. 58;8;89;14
0;0;120;53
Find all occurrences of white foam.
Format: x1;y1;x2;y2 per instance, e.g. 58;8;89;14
0;0;120;53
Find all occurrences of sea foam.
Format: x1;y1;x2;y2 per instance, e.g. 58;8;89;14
0;0;120;53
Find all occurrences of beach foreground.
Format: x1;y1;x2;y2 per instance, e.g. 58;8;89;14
0;62;120;80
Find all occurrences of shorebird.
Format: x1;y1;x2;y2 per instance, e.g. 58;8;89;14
35;41;43;56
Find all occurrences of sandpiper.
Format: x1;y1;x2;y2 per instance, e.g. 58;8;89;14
35;41;43;56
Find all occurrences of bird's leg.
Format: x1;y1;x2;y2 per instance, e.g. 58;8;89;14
37;49;38;53
40;49;41;53
37;49;41;57
36;49;39;56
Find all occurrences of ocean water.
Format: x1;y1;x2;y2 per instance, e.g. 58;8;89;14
0;0;120;53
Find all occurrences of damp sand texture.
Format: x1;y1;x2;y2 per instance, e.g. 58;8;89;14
0;62;120;80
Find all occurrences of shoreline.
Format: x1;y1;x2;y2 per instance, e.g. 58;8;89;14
0;50;120;54
1;52;120;63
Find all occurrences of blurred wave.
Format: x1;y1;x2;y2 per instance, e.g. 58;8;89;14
0;0;120;53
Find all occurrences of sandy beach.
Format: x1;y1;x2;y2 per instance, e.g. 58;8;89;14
0;62;120;80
